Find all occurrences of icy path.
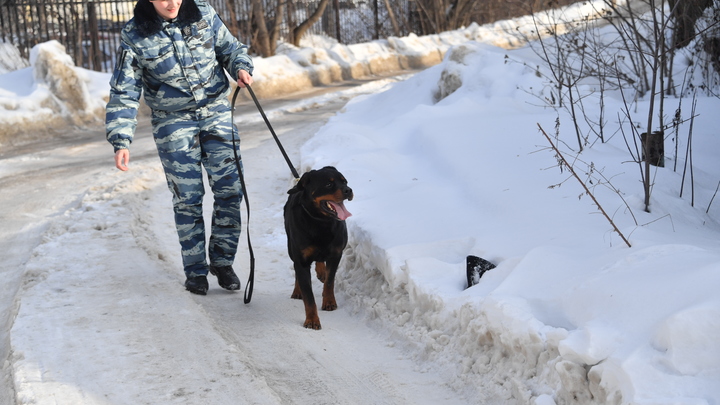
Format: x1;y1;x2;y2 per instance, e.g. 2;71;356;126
3;78;473;404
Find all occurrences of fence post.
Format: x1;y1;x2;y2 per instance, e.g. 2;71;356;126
373;0;379;40
333;0;341;43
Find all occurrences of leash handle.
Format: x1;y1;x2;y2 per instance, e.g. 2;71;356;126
230;83;302;303
231;86;255;304
238;165;255;304
244;85;301;179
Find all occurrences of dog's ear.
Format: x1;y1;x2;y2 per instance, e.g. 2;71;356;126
287;170;313;194
287;180;303;194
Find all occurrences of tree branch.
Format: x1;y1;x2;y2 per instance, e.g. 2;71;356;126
538;123;632;247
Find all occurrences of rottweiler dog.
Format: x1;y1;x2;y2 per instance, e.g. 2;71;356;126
284;166;353;330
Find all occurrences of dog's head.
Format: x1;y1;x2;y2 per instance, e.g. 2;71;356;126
288;166;353;221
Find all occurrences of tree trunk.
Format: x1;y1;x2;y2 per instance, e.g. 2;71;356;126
286;0;297;45
292;0;330;46
383;0;400;36
269;0;285;55
449;0;479;29
224;0;240;38
251;0;271;57
415;0;483;34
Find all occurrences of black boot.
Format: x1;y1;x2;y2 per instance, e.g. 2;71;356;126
209;265;241;290
185;275;209;295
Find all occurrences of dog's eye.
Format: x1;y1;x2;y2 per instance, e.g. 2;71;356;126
325;182;334;189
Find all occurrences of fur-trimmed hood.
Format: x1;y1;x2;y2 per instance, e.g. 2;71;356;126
133;0;202;37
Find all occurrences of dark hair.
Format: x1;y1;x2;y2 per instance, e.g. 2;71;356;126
133;0;202;36
134;0;156;20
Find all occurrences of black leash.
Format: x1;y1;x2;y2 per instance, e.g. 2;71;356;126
243;84;301;180
230;84;300;304
230;87;255;304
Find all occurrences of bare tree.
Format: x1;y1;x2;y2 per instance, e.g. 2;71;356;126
669;0;714;48
250;0;271;56
292;0;330;46
518;0;720;214
538;124;632;247
286;0;298;45
271;0;285;50
249;0;285;57
224;0;240;38
383;0;401;36
414;0;483;33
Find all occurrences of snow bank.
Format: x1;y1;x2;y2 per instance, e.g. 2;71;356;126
299;39;720;404
242;29;484;99
0;42;28;74
0;41;107;147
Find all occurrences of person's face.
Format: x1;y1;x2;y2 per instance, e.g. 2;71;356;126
149;0;182;21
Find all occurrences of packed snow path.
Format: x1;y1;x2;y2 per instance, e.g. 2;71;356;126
1;77;480;404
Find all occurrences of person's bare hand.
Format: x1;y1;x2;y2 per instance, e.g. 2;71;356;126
115;149;130;171
237;69;253;88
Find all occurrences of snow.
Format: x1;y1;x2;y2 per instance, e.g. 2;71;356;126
2;0;720;404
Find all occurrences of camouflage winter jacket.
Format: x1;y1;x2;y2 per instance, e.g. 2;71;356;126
106;0;253;152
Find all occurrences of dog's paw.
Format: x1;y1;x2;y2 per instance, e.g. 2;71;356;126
322;298;337;311
303;317;322;330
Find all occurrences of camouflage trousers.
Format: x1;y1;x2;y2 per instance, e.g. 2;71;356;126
151;100;243;278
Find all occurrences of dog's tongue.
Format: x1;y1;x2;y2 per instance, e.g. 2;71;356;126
329;201;352;220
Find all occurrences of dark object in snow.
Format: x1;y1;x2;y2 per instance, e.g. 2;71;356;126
466;255;496;289
641;131;665;167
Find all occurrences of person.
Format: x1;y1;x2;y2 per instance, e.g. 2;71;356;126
105;0;254;295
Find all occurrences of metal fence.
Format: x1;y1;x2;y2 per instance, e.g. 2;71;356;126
0;0;418;73
0;1;135;72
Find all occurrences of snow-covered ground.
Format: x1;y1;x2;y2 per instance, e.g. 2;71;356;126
2;0;719;404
